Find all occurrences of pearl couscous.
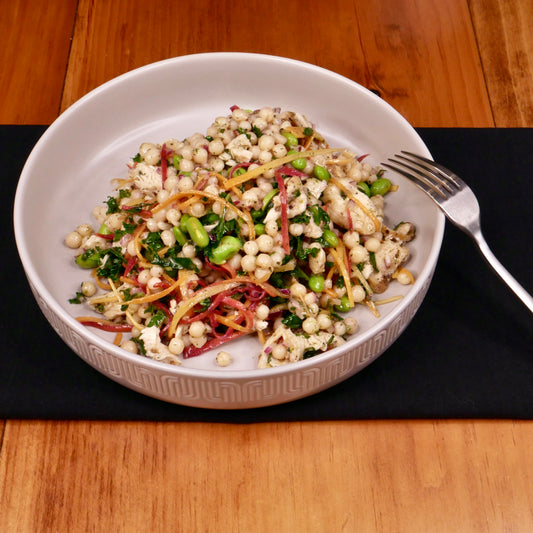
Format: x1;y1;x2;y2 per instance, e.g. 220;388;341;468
66;106;416;368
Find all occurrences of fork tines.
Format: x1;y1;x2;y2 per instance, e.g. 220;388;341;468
383;151;461;199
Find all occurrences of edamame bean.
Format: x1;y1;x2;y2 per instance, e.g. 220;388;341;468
210;236;242;264
97;223;111;235
357;182;371;196
185;216;209;248
281;131;298;147
291;157;307;170
335;295;352;313
254;223;266;236
179;213;191;232
370;178;391;196
172;155;182;169
172;226;188;246
308;274;325;293
313;165;330;181
75;250;101;269
262;189;278;210
322;229;339;247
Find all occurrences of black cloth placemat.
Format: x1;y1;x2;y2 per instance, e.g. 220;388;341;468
2;126;532;421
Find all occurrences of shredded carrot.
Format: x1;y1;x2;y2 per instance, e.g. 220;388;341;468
329;176;382;231
330;246;354;309
374;294;403;305
167;276;287;337
223;148;339;190
302;131;316;150
323;288;339;299
151;190;255;240
257;329;267;345
275;170;290;254
91;270;111;290
214;314;251;333
76;316;133;332
351;265;373;296
114;333;123;346
364;299;380;317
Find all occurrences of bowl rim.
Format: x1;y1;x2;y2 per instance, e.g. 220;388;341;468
14;52;445;380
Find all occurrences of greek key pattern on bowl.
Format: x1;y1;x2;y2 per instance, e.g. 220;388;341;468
29;276;431;406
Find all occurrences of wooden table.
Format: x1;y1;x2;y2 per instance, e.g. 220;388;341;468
1;1;532;531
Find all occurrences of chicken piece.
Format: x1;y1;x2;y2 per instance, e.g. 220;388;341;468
368;238;410;293
140;326;182;365
129;162;162;192
323;183;382;235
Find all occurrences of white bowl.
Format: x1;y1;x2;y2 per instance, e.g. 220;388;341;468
14;53;444;409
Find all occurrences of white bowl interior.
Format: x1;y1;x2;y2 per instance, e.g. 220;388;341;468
14;53;443;403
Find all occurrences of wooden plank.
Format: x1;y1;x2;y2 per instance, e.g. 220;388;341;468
61;0;493;127
61;0;368;113
355;0;494;126
470;0;533;126
0;0;77;124
1;420;532;531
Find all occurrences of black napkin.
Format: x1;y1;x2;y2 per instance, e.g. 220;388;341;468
2;126;532;421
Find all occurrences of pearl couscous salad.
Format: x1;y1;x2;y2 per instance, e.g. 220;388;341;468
65;106;416;368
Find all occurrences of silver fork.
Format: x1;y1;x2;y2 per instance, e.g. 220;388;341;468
383;151;533;313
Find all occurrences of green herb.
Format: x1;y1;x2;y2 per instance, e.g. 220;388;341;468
105;196;120;214
132;153;142;163
310;205;330;226
118;189;131;199
150;248;199;275
369;251;378;272
291;212;311;224
282;313;303;329
113;222;137;242
68;291;86;304
252;125;263;138
147;309;167;328
96;248;125;282
132;337;146;356
199;298;212;311
294;239;320;261
303;127;314;136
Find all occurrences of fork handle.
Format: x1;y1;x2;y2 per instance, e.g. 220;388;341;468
474;234;533;313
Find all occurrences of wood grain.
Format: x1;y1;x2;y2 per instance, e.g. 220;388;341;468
61;0;492;127
2;0;533;531
470;0;533;126
356;0;494;126
0;0;77;124
1;420;532;532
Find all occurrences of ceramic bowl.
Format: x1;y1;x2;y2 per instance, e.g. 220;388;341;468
14;53;444;408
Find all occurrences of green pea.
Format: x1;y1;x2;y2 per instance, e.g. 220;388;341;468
291;157;307;170
335;295;352;313
308;274;325;293
281;131;298;147
322;229;339;248
254;223;266;236
231;166;247;177
357;182;371;196
75;250;101;269
313;165;330;182
185;216;209;248
370;178;392;197
172;226;187;246
210;236;242;264
172;155;182;169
